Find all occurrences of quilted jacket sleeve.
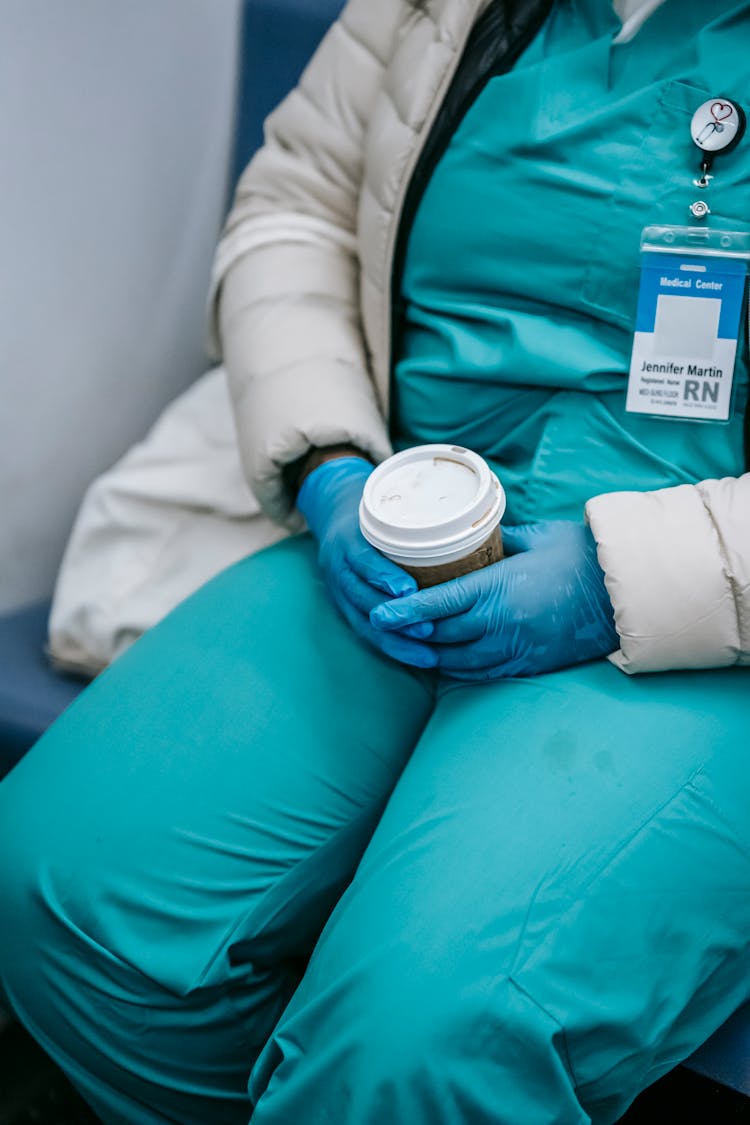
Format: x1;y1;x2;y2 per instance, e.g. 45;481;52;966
585;473;750;673
210;1;410;527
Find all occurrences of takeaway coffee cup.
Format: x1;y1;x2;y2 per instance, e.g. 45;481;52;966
359;445;505;588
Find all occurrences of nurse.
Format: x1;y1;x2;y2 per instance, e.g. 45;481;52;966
1;1;749;1123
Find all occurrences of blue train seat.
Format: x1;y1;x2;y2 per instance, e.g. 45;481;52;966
0;601;85;777
0;0;343;776
0;0;746;1102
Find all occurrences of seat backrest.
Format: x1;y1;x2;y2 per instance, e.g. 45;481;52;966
0;0;241;613
0;0;347;618
230;0;346;191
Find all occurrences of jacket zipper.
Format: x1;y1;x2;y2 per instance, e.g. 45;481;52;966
379;0;490;416
381;0;555;418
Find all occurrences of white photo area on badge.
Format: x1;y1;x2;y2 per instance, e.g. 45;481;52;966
652;294;720;357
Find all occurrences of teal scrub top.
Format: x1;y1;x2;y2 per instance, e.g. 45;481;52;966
393;0;750;524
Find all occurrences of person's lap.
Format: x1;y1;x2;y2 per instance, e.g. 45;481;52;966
0;536;434;1123
0;536;748;1124
246;662;750;1123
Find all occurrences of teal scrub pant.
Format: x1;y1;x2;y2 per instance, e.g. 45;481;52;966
1;536;749;1125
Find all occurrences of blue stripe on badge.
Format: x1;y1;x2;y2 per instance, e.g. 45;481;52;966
635;252;747;339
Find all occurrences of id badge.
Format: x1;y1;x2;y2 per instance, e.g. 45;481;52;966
626;225;750;422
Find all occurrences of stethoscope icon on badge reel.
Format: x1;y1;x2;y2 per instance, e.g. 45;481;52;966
688;97;746;218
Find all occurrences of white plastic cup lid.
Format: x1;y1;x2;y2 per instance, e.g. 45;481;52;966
359;445;505;567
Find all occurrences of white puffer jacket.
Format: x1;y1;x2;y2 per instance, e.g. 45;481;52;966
211;0;750;675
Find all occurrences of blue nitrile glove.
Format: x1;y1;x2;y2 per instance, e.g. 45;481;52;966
369;520;619;679
297;456;437;668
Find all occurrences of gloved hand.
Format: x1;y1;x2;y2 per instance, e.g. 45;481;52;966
297;456;437;668
369;520;619;679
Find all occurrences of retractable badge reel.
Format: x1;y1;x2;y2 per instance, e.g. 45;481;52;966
691;98;746;195
626;98;750;423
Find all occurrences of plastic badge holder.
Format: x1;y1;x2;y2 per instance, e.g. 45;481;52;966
625;226;750;423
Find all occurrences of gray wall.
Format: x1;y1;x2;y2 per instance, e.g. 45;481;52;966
0;0;241;613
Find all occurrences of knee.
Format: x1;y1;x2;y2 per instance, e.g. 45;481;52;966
275;949;584;1116
0;791;52;1004
351;961;560;1077
355;958;476;1081
0;767;100;1015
